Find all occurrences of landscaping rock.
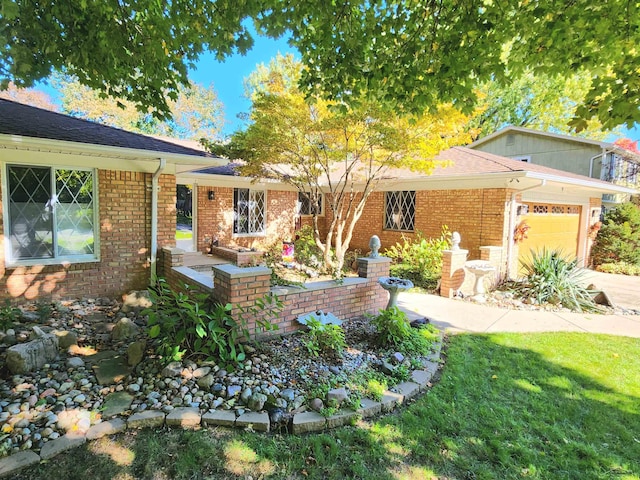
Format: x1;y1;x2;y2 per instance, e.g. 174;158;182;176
127;411;165;429
327;387;349;406
309;398;324;412
6;334;59;373
236;412;270;432
40;434;86;460
54;330;78;349
292;412;326;434
197;374;215;389
161;361;183;377
111;318;139;340
0;450;40;478
166;407;201;428
390;352;405;365
66;357;85;369
121;290;152;313
248;393;268;411
127;340;146;367
85;418;127;440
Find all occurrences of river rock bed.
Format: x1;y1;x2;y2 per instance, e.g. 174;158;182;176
0;297;431;457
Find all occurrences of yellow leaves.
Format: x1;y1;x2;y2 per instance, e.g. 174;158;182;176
1;424;13;434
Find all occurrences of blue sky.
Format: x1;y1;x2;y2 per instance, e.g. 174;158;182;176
189;34;297;136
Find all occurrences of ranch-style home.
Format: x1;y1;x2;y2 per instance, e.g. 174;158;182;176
0;98;226;302
179;147;636;278
1;99;635;304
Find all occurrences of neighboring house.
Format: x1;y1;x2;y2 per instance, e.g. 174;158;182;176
178;147;635;274
0;99;226;302
468;126;640;210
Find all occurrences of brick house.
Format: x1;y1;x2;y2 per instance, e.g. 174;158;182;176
178;147;635;276
0;99;226;302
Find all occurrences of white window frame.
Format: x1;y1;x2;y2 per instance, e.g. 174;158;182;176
233;188;266;236
3;164;99;267
297;191;324;216
384;191;416;232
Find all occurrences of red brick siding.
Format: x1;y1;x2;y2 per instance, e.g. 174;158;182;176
0;169;176;302
197;187;297;252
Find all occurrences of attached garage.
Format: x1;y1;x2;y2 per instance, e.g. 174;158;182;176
517;202;582;264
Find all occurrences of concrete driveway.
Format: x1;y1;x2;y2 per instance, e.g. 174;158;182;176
582;270;640;311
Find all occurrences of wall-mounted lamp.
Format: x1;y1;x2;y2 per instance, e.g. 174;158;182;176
208;190;215;201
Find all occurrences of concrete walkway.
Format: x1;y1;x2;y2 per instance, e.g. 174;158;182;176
398;292;640;338
581;270;640;311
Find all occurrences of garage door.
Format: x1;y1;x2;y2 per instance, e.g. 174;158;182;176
517;203;581;265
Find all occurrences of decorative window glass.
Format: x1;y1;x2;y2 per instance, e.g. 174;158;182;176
233;188;265;235
297;192;323;215
384;191;416;231
551;206;565;214
567;206;580;214
6;165;97;264
532;205;548;214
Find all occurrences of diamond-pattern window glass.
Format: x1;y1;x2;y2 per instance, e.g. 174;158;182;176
384;191;416;231
6;165;96;263
533;205;548;214
55;170;95;256
298;192;323;215
551;206;565;214
234;188;266;234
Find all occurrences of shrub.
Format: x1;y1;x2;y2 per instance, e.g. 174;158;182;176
0;300;21;332
370;306;413;346
384;227;451;290
294;225;324;269
144;278;280;365
591;202;640;267
514;248;597;312
301;316;346;358
596;262;640;276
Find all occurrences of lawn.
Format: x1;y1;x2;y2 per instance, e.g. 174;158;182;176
15;332;640;479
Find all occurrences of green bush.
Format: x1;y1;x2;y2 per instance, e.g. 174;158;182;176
144;278;280;365
384;227;451;289
596;262;640;276
514;248;597;312
301;316;346;358
0;300;21;332
370;306;413;346
591;202;640;267
294;225;324;269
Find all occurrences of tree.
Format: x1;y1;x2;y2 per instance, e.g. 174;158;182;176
0;82;57;111
54;76;225;141
591;203;640;267
469;71;619;140
2;1;639;129
211;60;473;272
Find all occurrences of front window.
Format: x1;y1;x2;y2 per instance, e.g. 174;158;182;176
233;188;265;235
6;165;97;264
297;192;323;216
384;191;416;231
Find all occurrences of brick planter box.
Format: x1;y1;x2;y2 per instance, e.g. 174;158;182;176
210;245;264;267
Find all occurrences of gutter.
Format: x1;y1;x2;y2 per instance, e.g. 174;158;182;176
150;158;167;286
506;179;546;279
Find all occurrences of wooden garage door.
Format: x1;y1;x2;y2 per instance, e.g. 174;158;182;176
517;203;581;263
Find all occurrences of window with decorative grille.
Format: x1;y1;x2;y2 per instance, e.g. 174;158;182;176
6;165;97;264
233;188;266;235
384;191;416;231
297;192;323;215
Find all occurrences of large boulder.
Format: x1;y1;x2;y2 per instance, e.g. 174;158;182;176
111;318;140;341
6;334;59;374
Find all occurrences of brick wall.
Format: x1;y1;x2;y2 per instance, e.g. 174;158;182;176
206;257;391;337
0;169;176;302
337;188;512;259
196;187;297;252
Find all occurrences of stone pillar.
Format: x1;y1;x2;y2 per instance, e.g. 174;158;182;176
211;264;272;335
357;256;391;280
440;249;468;298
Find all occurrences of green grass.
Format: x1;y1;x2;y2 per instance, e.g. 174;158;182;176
15;333;640;479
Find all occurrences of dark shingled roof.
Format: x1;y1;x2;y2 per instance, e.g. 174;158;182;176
0;98;213;158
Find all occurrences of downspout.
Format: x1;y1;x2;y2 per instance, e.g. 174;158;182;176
506;179;546;279
150;158;167;286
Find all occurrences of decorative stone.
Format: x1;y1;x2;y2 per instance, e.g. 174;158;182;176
192;366;211;378
101;392;134;418
127;411;165;429
247;393;267;411
0;450;40;477
326;410;357;429
85;418;127;440
93;354;131;385
197;374;215;389
6;334;59;374
410;370;434;389
66;357;85;369
111;318;140;340
127;341;146;367
357;398;382;418
292;412;326;434
369;235;381;258
120;290;152;313
54;330;78;349
236;412;270;432
40;434;86;460
227;385;242;398
327;388;349;406
161;362;183;377
202;411;236;427
380;391;404;412
395;381;420;400
390;352;405;365
309;398;324;412
166;407;201;428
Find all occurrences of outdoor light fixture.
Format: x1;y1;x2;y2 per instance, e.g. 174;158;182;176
208;190;215;201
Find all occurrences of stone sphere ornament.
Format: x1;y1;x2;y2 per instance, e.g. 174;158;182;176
369;235;381;258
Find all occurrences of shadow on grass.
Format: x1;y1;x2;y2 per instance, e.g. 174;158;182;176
14;333;640;480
